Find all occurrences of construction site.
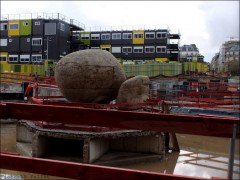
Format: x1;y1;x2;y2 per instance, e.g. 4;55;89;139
0;56;239;180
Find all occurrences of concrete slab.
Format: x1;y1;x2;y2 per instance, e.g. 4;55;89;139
16;120;165;164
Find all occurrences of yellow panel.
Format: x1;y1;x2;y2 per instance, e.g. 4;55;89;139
100;44;111;48
0;53;8;72
0;52;8;56
8;20;20;36
155;58;169;62
1;63;11;72
100;44;111;52
132;30;144;44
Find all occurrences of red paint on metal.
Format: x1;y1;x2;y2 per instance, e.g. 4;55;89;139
0;153;209;180
31;97;43;104
177;98;239;105
0;102;239;137
34;120;124;132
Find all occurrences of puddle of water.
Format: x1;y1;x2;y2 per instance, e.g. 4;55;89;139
120;134;240;179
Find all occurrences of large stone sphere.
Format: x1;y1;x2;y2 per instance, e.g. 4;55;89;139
55;49;126;103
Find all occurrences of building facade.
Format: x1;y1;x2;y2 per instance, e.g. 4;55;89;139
210;38;239;74
75;27;180;63
0;13;84;74
218;38;239;72
179;44;204;63
179;44;207;74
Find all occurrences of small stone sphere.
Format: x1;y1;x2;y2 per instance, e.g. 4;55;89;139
55;49;126;103
116;75;150;110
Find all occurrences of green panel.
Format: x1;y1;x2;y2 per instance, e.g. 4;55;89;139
14;64;21;72
20;20;31;35
123;63;183;77
24;65;27;73
11;65;14;72
80;32;90;45
0;64;3;72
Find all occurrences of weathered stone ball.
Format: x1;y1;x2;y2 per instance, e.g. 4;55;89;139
55;49;126;103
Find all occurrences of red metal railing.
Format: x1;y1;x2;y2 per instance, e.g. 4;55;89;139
0;102;239;180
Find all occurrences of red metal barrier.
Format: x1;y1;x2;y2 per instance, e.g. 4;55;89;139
0;152;210;180
0;102;238;180
0;102;239;138
0;72;56;85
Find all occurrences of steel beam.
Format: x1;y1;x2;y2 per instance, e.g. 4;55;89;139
0;102;239;137
0;153;209;180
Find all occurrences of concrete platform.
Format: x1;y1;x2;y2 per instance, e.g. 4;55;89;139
16;120;166;165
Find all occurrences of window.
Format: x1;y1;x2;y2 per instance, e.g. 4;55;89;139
34;21;40;25
133;46;143;53
112;33;121;39
156;32;167;39
123;33;132;39
145;46;155;53
8;55;18;62
32;55;42;62
101;47;110;51
0;55;7;62
32;38;42;46
81;34;90;40
134;33;143;38
9;23;19;30
60;23;65;31
101;33;110;40
122;47;132;53
112;47;121;53
45;23;56;35
23;22;29;26
20;55;30;62
0;23;8;30
0;39;7;46
145;32;155;39
91;34;100;40
156;46;166;53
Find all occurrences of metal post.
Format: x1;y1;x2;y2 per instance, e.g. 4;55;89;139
227;123;238;180
46;36;49;60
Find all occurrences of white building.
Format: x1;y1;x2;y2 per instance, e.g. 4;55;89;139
218;38;239;71
180;44;204;62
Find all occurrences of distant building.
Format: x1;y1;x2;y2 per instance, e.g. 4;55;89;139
210;38;239;73
218;38;239;72
0;13;84;65
226;44;239;62
0;12;210;76
179;44;204;62
75;27;181;63
210;53;219;75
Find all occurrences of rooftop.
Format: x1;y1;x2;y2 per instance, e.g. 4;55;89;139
0;12;85;31
84;24;170;32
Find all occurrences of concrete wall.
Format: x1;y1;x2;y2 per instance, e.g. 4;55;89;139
89;138;110;163
16;121;165;164
110;135;164;154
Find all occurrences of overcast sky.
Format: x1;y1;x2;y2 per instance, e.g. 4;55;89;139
1;1;239;62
